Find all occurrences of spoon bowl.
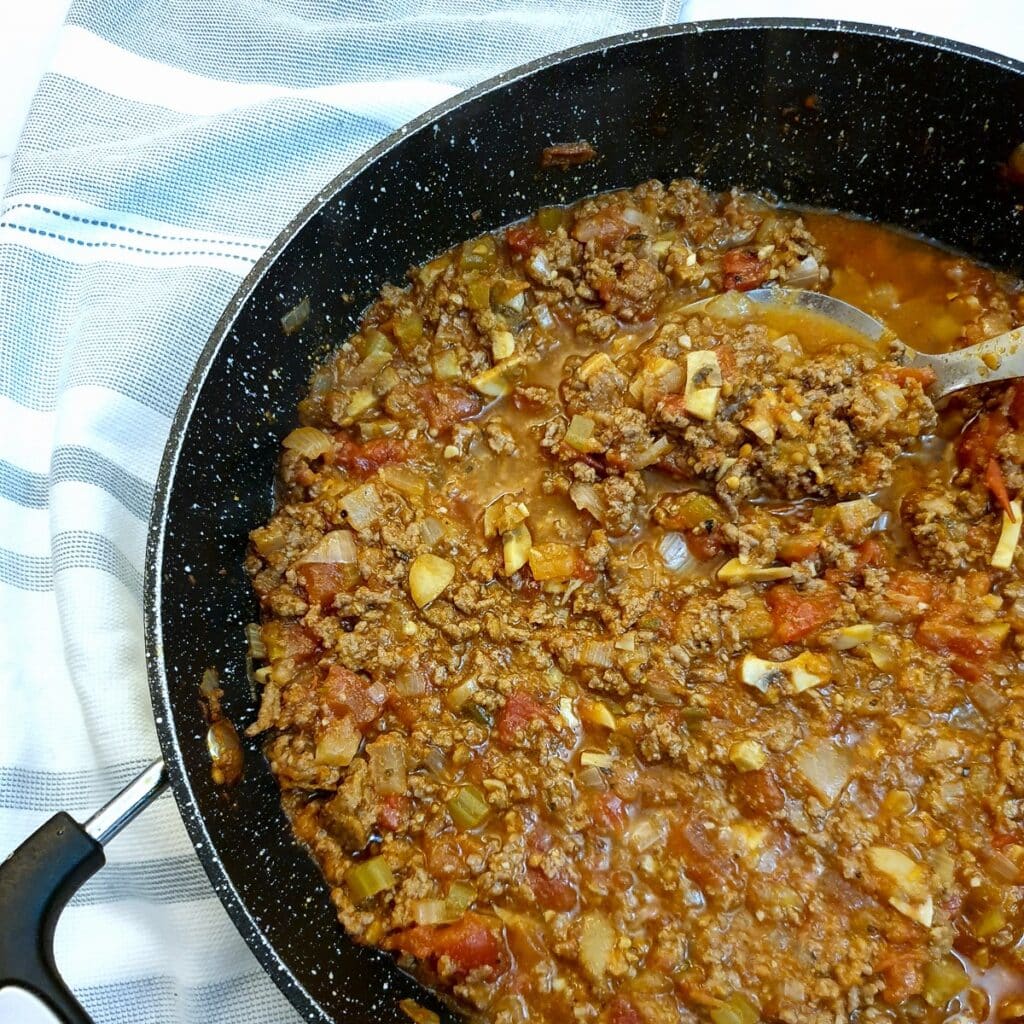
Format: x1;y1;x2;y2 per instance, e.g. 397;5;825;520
694;287;1024;399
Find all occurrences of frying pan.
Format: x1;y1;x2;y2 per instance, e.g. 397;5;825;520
2;17;1023;1024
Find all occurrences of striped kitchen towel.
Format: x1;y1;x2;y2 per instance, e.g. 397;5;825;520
0;1;677;1022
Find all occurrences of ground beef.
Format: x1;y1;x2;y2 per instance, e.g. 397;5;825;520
246;178;1024;1024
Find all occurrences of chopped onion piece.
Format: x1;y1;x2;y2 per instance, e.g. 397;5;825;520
657;531;693;572
629;434;674;469
532;303;556;330
578;911;614;980
367;739;407;795
794;738;853;806
380;464;426;499
565;414;598;452
206;720;243;787
281;296;310;335
627;813;667;852
341;484;383;532
581;640;615;669
580;750;614;769
970;680;1007;718
445;678;478;710
394;663;429;697
569;482;604;522
786;255;820;287
282;425;332;459
245;623;267;659
835;498;882;538
503;523;533;575
579;352;615;381
559;697;580;730
423;746;448;778
703;291;750;320
529;252;554;282
315;715;362;767
991;500;1022;569
296;529;358;566
419;516;445;548
578;765;607;789
409;553;455;608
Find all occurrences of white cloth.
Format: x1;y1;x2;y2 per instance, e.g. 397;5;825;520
1;3;1021;1023
0;3;676;1022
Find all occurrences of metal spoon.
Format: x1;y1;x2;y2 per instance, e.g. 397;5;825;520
692;287;1024;399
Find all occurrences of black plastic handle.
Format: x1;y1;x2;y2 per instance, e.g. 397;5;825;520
0;812;104;1024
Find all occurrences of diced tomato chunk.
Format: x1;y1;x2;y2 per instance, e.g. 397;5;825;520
686;527;724;561
505;224;546;255
722;249;768;291
296;562;353;606
592;792;629;832
731;768;786;818
876;950;925;1005
765;582;839;643
527;869;578;912
877;365;937;389
377;794;410;832
261;620;318;662
608;997;643;1024
386;913;504;977
321;665;385;726
957;410;1009;474
572;208;633;248
669;819;736;890
496;693;548;747
715;343;737;379
855;537;890;568
889;571;936;611
778;532;823;563
412;384;482;433
917;606;1007;662
425;834;483;878
985;458;1015;518
332;436;408;476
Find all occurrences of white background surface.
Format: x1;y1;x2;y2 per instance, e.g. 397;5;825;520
1;0;1021;197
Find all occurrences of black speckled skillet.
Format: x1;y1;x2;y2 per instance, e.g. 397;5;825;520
2;18;1023;1024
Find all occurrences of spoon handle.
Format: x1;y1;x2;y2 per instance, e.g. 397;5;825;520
911;328;1024;399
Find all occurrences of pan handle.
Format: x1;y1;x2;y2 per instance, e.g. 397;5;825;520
0;760;169;1023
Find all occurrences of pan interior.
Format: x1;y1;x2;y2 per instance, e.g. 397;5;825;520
146;20;1024;1024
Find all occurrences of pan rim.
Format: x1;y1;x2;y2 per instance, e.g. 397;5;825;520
143;17;1024;1024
